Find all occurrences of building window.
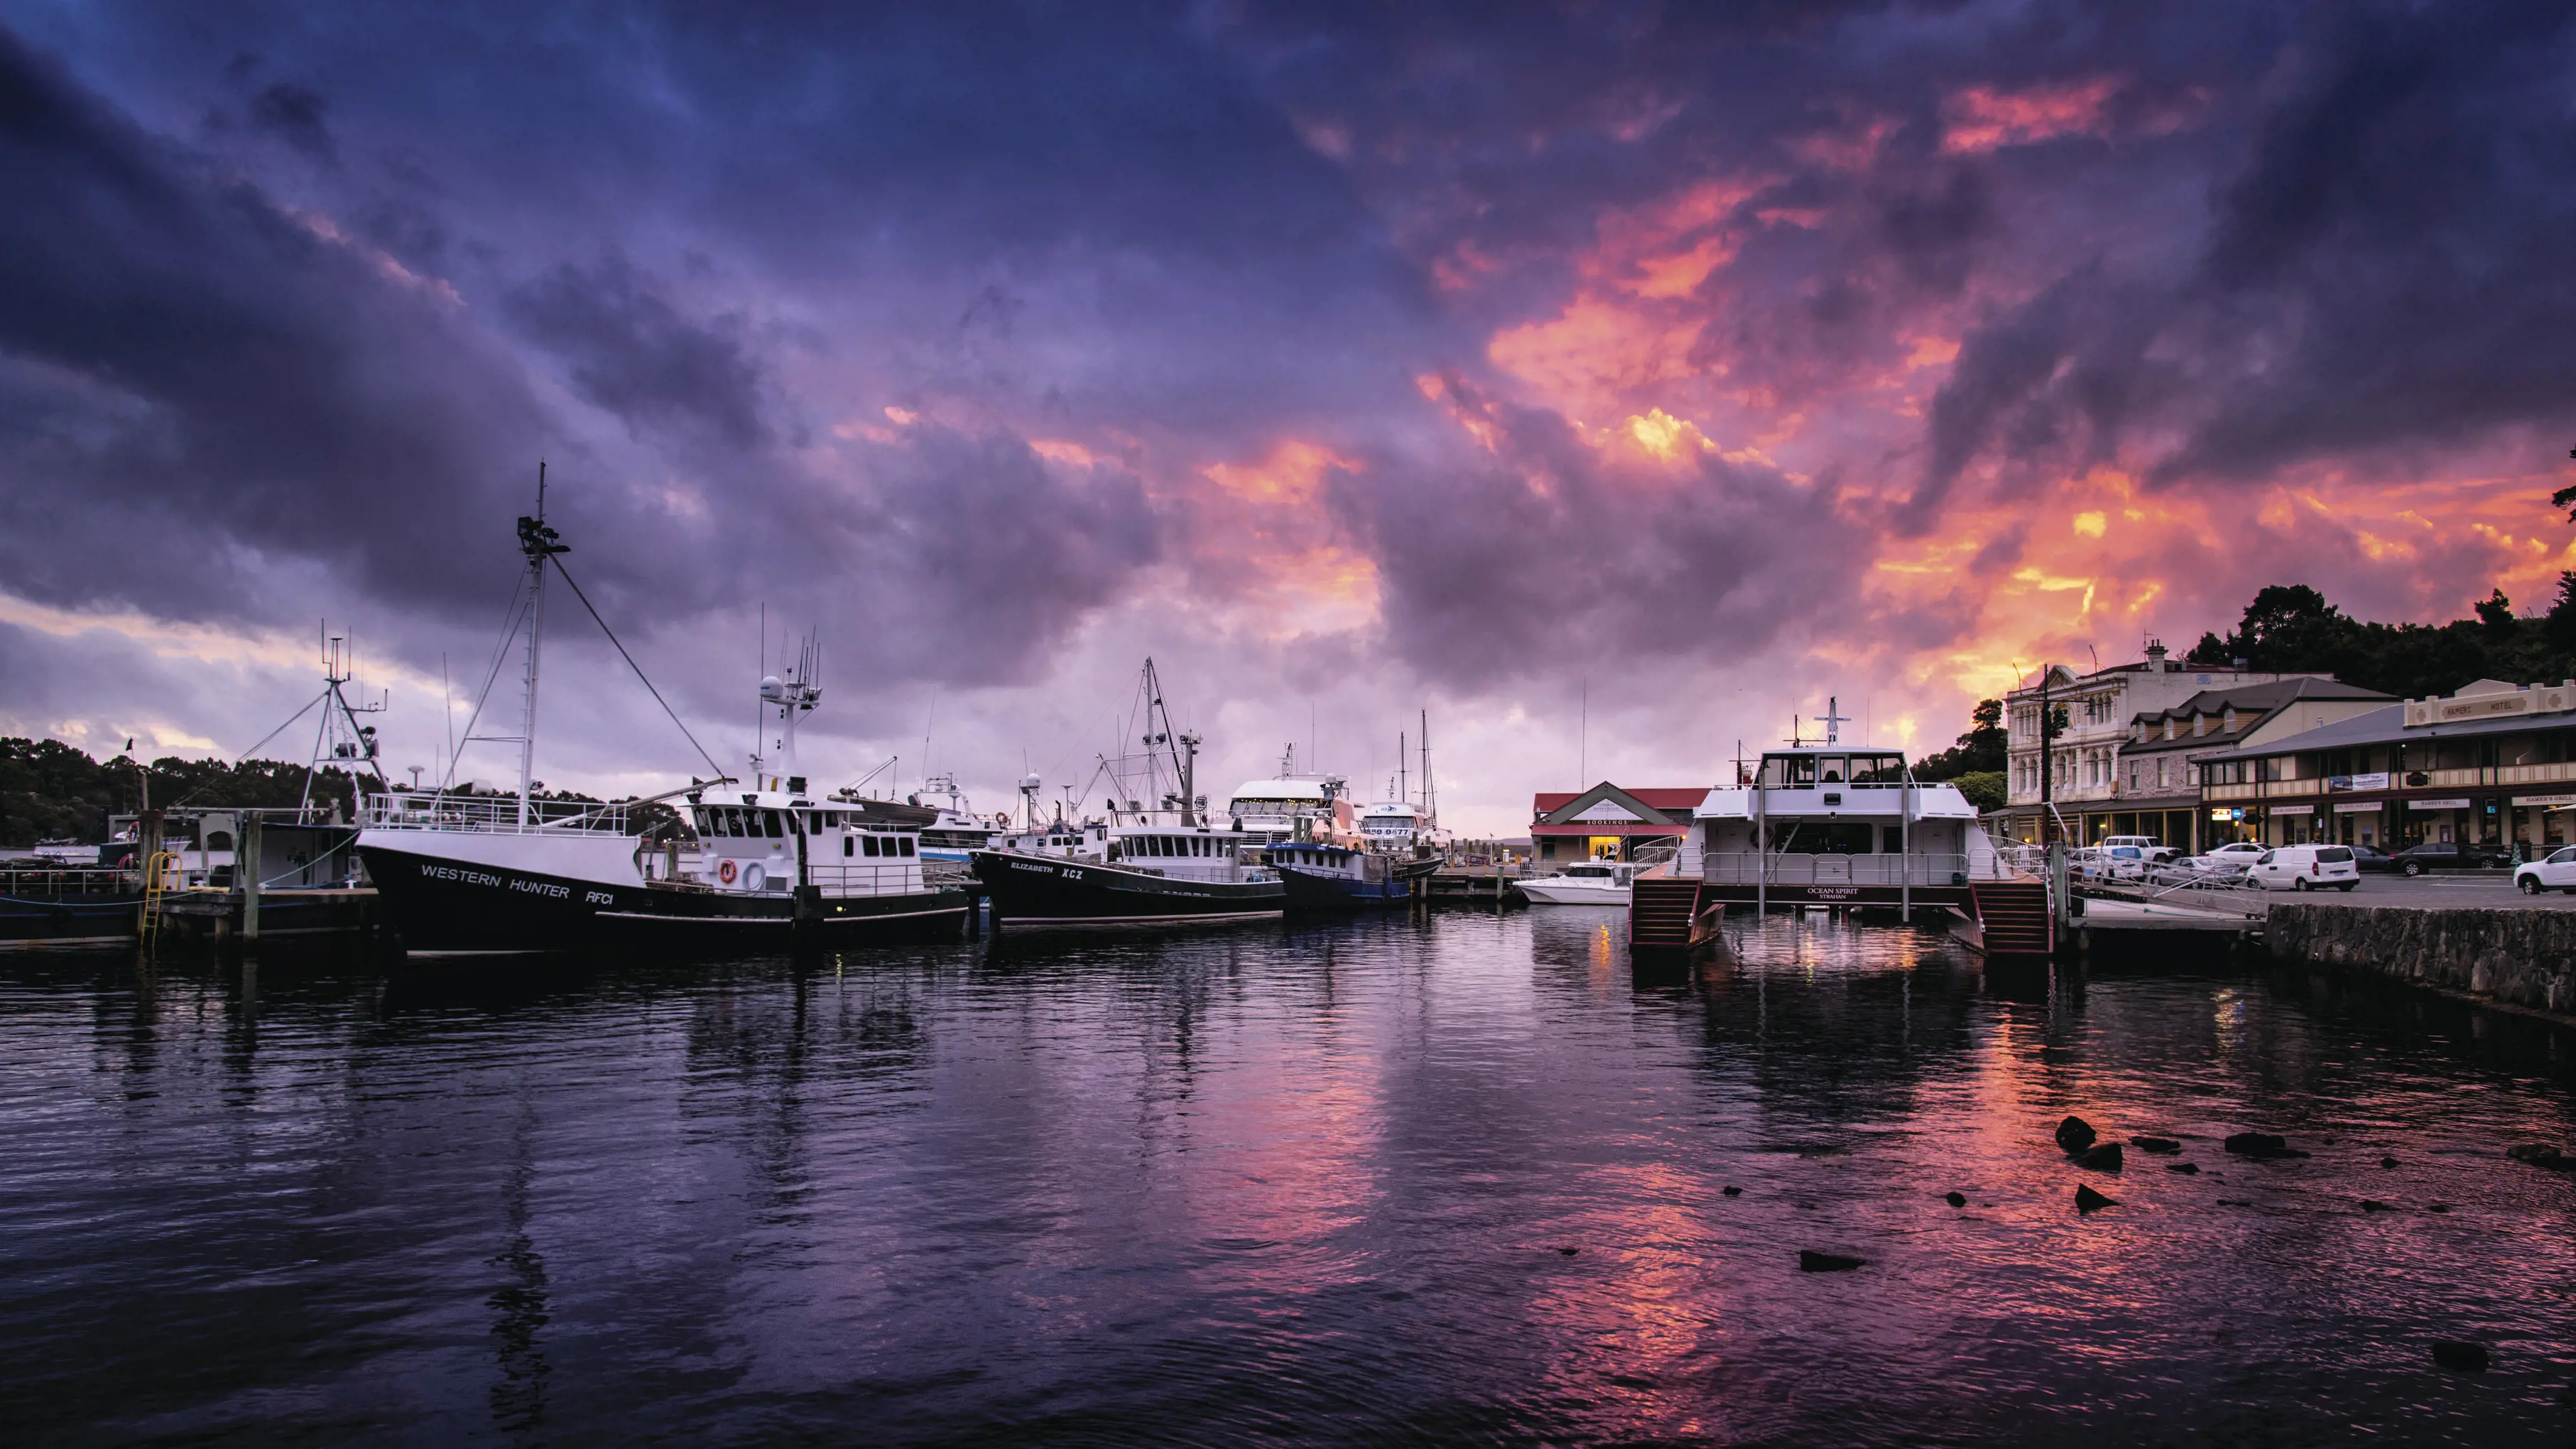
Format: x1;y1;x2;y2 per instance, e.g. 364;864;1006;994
2156;759;2168;788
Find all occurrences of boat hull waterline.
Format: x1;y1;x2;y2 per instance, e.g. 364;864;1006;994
359;842;968;953
972;851;1285;930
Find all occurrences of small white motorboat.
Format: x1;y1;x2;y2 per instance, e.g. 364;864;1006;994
1517;861;1641;905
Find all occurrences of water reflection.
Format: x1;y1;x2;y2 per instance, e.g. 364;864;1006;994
1;910;2572;1445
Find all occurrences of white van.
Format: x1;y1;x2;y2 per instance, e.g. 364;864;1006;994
2246;845;2360;891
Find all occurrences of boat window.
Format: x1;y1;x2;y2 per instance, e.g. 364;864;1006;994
1773;822;1876;854
1819;756;1847;783
898;837;915;857
1762;756;1819;787
727;810;747;837
843;837;854;857
863;835;881;857
761;810;781;837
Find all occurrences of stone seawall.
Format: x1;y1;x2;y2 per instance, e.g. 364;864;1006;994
2267;905;2576;1016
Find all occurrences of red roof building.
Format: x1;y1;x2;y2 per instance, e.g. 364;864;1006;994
1529;783;1714;862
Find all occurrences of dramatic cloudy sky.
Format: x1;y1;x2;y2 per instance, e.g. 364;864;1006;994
5;1;2575;832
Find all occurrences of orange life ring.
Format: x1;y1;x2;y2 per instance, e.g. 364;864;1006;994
718;859;737;884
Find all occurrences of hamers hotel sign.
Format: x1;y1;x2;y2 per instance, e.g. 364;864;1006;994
2403;680;2576;727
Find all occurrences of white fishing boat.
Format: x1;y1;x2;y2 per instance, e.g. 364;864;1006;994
1517;861;1646;904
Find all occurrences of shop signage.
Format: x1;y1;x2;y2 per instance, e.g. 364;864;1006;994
2272;804;2315;816
2332;801;2381;813
2412;798;2472;810
2327;772;2391;792
2513;793;2576;808
2207;807;2246;820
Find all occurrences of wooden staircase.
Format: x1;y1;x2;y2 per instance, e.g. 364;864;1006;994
1969;879;2053;957
1629;874;1707;950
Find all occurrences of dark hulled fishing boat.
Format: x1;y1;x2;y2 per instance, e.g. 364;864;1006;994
1270;842;1438;911
356;493;966;954
973;660;1284;931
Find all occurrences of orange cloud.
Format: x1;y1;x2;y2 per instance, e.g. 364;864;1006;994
1941;77;2120;153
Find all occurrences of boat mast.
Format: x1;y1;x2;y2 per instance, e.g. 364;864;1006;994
514;464;567;828
1138;657;1198;825
1419;709;1435;826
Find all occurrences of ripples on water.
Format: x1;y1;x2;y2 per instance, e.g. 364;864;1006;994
3;908;2573;1445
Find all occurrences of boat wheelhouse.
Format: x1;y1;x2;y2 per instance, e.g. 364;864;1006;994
1227;751;1350;844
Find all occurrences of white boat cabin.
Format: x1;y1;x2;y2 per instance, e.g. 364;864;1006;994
684;787;928;897
1683;747;2009;887
1105;826;1267;884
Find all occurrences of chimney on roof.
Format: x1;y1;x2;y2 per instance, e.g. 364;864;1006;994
2144;638;2168;670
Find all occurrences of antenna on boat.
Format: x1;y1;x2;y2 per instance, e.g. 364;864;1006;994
1822;695;1850;745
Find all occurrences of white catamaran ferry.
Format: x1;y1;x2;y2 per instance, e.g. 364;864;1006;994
1629;741;2048;956
355;495;969;953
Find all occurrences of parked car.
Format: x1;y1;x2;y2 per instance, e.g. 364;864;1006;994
2098;835;2184;866
2387;841;2509;877
2246;845;2362;891
2348;844;2398;874
2513;846;2576;895
2074;843;2154;881
2184;841;2269;875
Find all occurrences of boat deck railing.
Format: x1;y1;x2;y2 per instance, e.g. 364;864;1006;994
359;791;631;834
1700;852;1982;886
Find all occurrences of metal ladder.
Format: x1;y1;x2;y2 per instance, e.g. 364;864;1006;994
138;850;177;948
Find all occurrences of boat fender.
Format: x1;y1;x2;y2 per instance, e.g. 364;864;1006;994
746;863;766;891
719;859;737;884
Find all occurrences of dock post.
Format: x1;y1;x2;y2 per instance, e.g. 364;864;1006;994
241;816;261;945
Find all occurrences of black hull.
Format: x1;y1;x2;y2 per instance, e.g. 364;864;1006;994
357;843;968;954
0;891;144;950
972;851;1284;929
1276;864;1414;911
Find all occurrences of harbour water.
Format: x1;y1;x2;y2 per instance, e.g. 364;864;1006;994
4;911;2573;1445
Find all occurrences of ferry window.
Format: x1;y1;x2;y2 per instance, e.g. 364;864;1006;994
843;837;854;857
763;810;783;837
727;810;747;837
898;837;915;857
1819;756;1847;783
862;835;879;857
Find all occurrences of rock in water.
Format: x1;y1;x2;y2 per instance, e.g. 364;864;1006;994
2075;1185;2117;1213
2132;1136;2182;1154
2432;1340;2490;1372
2379;1156;2399;1168
2075;1143;2124;1172
1798;1250;1866;1273
2506;1144;2574;1173
2360;1200;2393;1213
2055;1116;2099;1154
1722;1185;1741;1197
2224;1131;2308;1160
2165;1162;2200;1176
1945;1191;1967;1208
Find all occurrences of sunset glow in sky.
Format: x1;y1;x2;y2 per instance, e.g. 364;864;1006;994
5;4;2575;832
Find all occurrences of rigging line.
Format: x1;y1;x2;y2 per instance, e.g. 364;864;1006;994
550;556;732;782
447;580;535;788
165;690;329;810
